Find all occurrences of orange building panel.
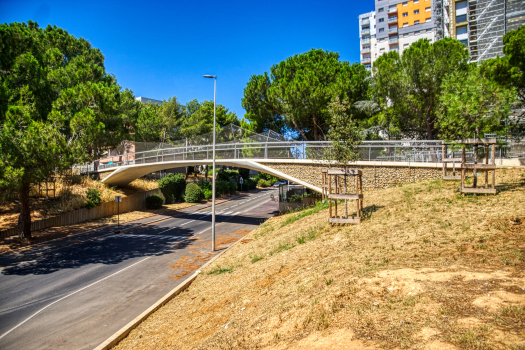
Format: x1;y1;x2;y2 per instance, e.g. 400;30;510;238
397;0;432;28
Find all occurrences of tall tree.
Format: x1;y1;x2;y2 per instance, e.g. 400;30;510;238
438;64;515;140
242;49;370;140
372;38;470;139
177;101;239;140
135;97;184;143
0;21;134;239
481;25;525;136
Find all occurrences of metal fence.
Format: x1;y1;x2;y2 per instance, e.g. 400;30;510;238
79;139;524;174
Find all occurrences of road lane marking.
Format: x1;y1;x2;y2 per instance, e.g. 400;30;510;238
0;257;150;340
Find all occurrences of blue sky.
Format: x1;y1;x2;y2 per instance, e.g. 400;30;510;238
0;0;372;119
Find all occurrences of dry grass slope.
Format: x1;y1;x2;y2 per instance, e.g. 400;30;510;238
115;168;525;350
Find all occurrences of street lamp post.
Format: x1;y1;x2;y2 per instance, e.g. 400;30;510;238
203;74;217;251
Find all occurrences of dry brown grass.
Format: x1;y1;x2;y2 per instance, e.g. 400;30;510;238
127;178;159;192
114;167;525;350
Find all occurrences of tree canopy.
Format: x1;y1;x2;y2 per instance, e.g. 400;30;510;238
372;38;470;139
242;49;370;140
0;21;134;238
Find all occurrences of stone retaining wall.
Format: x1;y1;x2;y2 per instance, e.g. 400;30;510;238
261;162;442;191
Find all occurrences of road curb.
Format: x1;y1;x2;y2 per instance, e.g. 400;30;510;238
93;227;250;350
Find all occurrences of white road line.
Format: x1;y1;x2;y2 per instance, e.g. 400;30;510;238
0;257;150;340
223;211;233;215
180;220;195;226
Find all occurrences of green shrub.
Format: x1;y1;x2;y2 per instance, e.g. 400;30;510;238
184;183;203;203
203;189;212;200
237;168;250;180
289;193;304;203
145;194;164;209
238;178;257;191
85;188;101;209
257;179;272;188
158;173;186;204
216;180;230;196
197;180;212;191
228;181;237;195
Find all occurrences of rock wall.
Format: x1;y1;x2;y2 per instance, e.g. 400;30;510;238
261;163;442;191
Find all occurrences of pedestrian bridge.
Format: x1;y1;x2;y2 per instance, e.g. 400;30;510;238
85;138;446;192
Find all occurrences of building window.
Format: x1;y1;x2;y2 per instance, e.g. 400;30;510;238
414;9;420;14
414;0;419;3
403;22;408;27
402;2;408;6
365;65;371;69
404;33;410;37
378;7;384;12
426;17;431;21
456;1;468;9
459;39;468;46
414;20;420;24
456;25;468;35
404;43;409;47
456;14;467;23
380;48;385;51
379;18;384;22
426;7;431;11
403;12;408;17
379;28;385;32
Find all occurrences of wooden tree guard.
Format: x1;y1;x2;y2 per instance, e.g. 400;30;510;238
457;138;497;195
325;169;363;224
442;142;461;180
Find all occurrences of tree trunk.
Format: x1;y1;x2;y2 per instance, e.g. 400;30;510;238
291;119;308;141
18;182;32;240
205;165;208;181
313;114;319;141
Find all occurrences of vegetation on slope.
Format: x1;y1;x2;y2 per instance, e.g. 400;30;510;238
114;169;525;349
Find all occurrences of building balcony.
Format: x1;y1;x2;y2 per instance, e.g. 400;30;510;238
389;36;399;44
361;57;371;64
390;49;399;53
388;26;398;34
361;48;371;54
388;7;398;14
361;38;371;44
388;16;398;23
361;29;370;35
361;18;370;25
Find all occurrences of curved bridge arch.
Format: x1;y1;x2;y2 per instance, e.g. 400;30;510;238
101;159;322;193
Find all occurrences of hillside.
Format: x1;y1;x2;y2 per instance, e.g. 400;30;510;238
115;168;525;350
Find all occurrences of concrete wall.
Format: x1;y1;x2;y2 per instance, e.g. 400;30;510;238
262;162;442;191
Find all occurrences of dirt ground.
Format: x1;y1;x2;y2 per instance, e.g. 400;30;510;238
114;167;525;350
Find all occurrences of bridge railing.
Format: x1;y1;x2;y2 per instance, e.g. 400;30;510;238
81;140;457;172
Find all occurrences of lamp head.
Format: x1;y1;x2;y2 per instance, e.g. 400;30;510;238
203;75;216;79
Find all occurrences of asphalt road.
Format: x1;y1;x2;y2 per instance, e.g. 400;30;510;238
0;188;278;350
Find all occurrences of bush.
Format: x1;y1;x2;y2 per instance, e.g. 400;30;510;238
85;188;101;209
289;193;304;203
228;181;237;195
237;168;250;180
217;171;231;182
145;194;164;209
158;173;186;204
257;179;272;188
238;178;257;191
184;183;203;203
203;189;212;200
216;180;230;196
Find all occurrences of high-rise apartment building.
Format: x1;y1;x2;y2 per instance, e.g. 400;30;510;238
435;0;525;62
360;0;524;67
359;0;436;69
359;11;376;69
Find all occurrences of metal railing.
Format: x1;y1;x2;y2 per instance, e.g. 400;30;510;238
389;37;399;43
83;140;451;172
80;139;525;174
361;19;370;25
388;7;398;13
389;27;398;33
388;16;398;23
361;38;371;44
361;29;370;35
